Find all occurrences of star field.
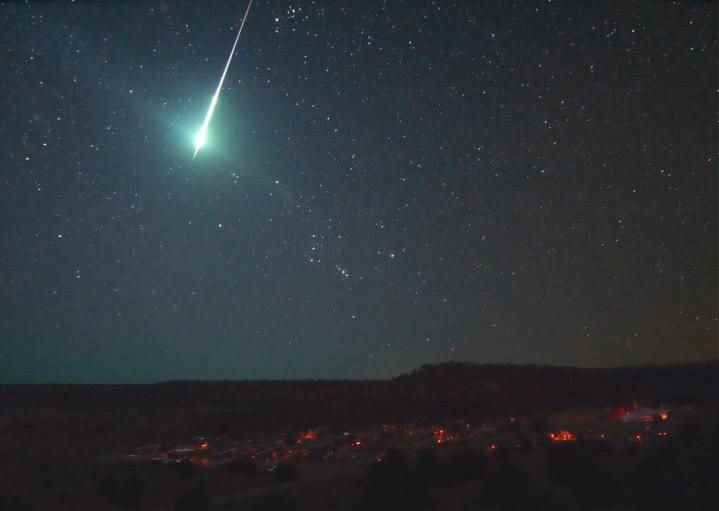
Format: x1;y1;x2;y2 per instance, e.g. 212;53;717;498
1;1;716;382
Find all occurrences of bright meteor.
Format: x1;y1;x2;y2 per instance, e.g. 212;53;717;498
193;0;254;159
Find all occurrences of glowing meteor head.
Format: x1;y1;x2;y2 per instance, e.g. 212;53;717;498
194;129;207;151
193;128;208;158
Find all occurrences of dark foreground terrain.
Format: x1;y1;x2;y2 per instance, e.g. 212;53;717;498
1;362;717;510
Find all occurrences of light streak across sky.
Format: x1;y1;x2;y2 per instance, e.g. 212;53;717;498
193;0;254;159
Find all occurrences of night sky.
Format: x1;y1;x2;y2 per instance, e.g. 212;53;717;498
1;1;717;383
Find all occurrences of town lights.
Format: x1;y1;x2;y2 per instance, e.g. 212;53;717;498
549;431;576;442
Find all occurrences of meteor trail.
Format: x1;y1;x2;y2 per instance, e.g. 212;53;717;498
193;0;254;159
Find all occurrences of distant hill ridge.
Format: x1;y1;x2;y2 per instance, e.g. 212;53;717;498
1;361;717;420
392;361;719;408
395;360;719;384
